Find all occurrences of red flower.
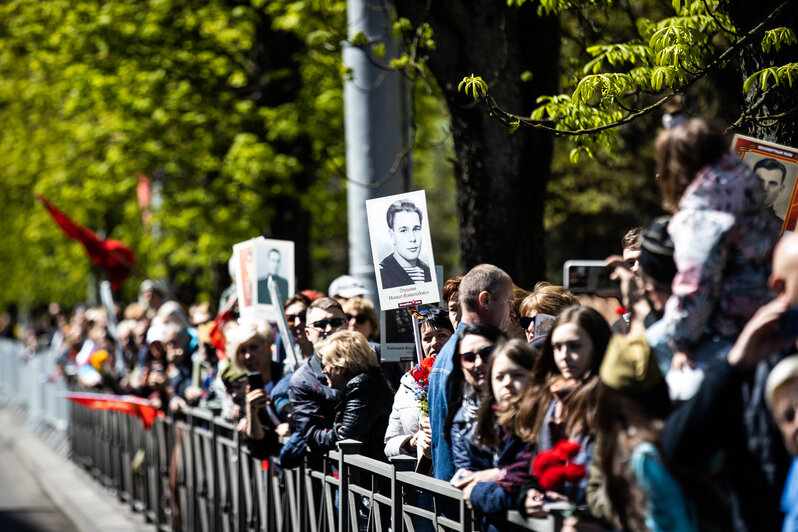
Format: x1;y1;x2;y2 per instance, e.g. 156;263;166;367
532;440;586;491
410;356;435;387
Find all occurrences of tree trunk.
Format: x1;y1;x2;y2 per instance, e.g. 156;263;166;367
727;0;798;146
394;1;560;288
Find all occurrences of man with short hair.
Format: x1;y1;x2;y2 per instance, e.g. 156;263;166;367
159;322;201;412
755;158;788;222
621;227;643;276
427;264;515;481
288;297;348;452
258;248;290;305
611;227;643;334
379;200;432;289
283;293;313;360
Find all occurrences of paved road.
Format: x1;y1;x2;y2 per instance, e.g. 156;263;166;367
0;435;77;532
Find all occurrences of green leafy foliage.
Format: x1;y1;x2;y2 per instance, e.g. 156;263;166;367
0;0;461;312
460;0;796;159
457;75;489;100
0;0;348;310
743;63;798;92
762;27;797;53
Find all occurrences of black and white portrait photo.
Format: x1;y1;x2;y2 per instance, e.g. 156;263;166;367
366;190;439;310
233;236;295;321
257;246;291;305
734;134;798;234
378;199;432;289
255;239;294;308
748;155;796;222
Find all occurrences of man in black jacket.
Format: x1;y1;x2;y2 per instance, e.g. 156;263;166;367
288;297;347;452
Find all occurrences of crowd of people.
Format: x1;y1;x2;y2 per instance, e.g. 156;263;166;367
7;117;798;532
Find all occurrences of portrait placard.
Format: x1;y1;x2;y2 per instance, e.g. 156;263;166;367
366;190;440;311
233;237;295;322
233;240;257;320
379;265;445;362
733;134;798;235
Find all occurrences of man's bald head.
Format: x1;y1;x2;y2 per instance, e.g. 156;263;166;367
459;264;515;332
771;233;798;304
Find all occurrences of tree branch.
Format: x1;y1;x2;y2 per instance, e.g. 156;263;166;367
473;0;790;137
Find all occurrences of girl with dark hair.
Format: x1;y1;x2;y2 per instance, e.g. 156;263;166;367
455;340;538;526
444;324;506;477
514;305;611;512
586;335;698;531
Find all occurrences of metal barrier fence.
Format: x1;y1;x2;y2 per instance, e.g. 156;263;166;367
0;339;70;451
69;403;560;532
0;339;559;531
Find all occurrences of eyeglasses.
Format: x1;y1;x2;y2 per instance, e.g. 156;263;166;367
346;313;369;325
460;345;495;364
286;311;306;327
309;317;347;331
519;316;534;330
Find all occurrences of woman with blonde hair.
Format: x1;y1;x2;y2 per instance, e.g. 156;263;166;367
342;297;379;342
519;282;580;345
227;321;281;459
319;331;393;461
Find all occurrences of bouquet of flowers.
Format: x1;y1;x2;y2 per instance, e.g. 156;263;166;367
532;439;586;491
409;356;436;416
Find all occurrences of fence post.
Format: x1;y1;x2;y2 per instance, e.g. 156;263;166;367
336;439;362;532
390;455;416;532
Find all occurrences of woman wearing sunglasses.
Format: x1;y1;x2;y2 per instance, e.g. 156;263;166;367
455;340;538;530
519;282;579;346
342;297;380;342
444;324;506;479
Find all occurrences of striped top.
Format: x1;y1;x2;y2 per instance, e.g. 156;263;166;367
404;265;426;283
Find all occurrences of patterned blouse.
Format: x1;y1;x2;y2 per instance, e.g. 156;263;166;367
664;151;780;353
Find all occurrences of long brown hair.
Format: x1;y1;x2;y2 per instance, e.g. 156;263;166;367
443;324;506;445
595;381;670;531
596;380;729;531
475;339;537;448
655;118;728;212
512;306;611;443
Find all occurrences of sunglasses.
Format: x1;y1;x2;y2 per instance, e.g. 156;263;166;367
286;311;306;327
460;345;495;364
309;317;347;330
346;313;369;324
519;313;557;337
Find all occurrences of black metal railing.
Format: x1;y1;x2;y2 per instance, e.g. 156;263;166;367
68;401;559;532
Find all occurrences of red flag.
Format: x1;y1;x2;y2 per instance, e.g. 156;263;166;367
60;391;163;428
37;195;136;290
